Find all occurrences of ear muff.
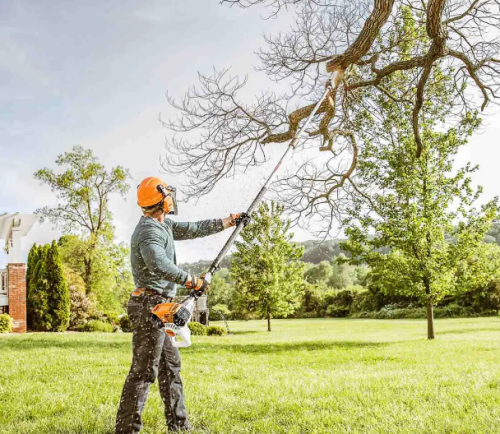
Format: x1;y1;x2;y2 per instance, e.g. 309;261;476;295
156;185;178;215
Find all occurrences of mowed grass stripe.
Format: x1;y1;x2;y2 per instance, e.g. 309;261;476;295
0;318;499;433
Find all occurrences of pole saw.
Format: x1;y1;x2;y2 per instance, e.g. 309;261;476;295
151;72;338;347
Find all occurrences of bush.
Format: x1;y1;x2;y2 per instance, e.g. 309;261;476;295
351;290;379;313
64;265;95;329
102;311;121;326
120;315;133;333
325;305;350;318
350;305;496;319
324;287;365;317
207;325;227;336
76;320;113;333
0;314;13;333
188;322;207;336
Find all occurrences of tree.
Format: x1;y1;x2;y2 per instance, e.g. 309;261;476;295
58;235;134;313
162;1;500;235
231;202;305;331
341;43;498;339
26;242;70;331
207;268;235;317
45;241;70;332
26;244;42;330
304;260;333;284
27;244;51;331
328;254;356;289
34;145;130;293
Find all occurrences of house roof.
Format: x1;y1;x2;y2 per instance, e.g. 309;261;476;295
0;213;39;241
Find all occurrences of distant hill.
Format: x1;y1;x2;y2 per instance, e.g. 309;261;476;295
179;239;346;272
485;222;500;246
179;223;500;271
299;239;344;263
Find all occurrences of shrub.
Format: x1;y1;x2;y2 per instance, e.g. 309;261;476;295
207;325;227;336
76;320;113;333
120;315;133;333
325;305;350;318
351;290;379;313
64;266;95;329
0;314;13;333
102;311;121;327
188;322;207;336
349;305;496;319
324;287;365;317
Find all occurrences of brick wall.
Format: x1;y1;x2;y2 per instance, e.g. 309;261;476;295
7;263;26;333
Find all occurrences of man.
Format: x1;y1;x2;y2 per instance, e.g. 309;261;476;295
116;176;249;433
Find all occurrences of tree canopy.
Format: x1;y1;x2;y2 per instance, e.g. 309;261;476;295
163;0;500;234
231;202;305;330
34;145;131;293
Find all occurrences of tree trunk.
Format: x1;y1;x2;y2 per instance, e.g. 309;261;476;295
83;257;92;295
426;301;435;340
267;311;271;332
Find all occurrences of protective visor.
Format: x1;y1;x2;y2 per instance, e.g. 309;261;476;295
157;184;178;215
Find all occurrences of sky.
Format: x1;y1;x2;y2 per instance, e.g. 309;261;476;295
1;0;499;268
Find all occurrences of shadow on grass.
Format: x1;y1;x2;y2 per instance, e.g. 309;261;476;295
438;327;500;335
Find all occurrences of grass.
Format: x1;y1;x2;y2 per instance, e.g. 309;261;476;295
1;318;500;434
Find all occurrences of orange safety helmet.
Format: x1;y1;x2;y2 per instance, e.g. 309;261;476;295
137;177;178;215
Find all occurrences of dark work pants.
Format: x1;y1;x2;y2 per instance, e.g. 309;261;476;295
116;294;189;433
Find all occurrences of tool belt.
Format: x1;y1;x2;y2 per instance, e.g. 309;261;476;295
131;288;160;297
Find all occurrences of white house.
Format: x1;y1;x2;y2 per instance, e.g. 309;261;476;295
0;213;38;332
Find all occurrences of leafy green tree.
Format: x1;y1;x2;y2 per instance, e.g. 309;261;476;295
58;235;133;313
207;268;234;317
231;202;304;331
343;29;498;338
34;145;130;293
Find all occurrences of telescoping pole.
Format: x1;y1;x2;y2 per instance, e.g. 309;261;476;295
207;73;336;277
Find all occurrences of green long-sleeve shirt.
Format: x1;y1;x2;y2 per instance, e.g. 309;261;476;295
130;216;224;297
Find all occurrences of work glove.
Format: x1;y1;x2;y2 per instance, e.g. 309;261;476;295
229;212;251;227
185;273;210;296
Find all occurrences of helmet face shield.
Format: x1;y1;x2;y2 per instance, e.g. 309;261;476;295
157;184;178;215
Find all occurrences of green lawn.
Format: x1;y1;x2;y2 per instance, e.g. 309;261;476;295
1;318;500;434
